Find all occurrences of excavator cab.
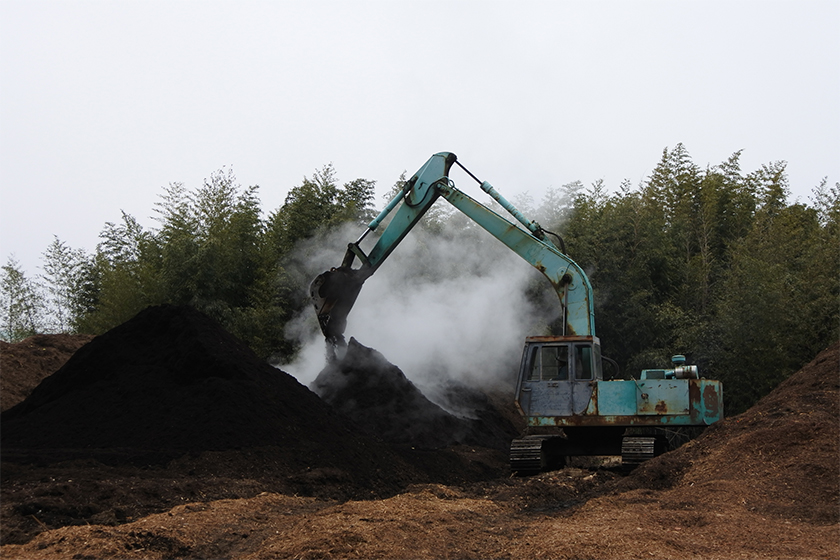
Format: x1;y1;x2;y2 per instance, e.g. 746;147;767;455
515;336;602;419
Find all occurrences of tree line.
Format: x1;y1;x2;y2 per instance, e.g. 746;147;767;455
2;145;837;413
1;164;376;360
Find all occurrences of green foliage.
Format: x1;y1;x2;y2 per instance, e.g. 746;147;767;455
40;236;86;332
338;178;377;224
562;146;837;413
536;180;583;231
65;165;377;360
73;211;162;334
0;256;44;341
267;165;342;256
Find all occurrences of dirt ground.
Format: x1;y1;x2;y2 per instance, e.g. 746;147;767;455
1;306;838;559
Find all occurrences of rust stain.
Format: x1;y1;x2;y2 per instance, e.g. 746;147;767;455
528;415;694;427
655;400;668;414
703;384;720;416
525;335;596;343
689;380;701;405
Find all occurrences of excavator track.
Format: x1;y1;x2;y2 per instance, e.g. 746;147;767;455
511;433;670;475
621;436;664;470
509;437;548;475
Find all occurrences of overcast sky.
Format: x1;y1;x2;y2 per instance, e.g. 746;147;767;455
2;0;838;277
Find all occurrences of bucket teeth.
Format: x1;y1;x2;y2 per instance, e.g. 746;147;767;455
310;267;367;343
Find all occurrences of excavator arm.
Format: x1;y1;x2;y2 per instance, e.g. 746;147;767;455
310;152;595;345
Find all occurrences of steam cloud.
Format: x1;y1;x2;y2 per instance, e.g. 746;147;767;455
280;216;563;405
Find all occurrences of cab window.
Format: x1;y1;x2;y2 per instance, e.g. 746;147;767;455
528;345;569;381
527;346;540;381
574;344;593;380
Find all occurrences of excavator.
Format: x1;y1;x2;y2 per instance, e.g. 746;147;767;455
310;152;723;474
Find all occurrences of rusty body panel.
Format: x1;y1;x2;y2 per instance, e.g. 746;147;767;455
515;336;724;431
520;378;724;428
524;335;595;344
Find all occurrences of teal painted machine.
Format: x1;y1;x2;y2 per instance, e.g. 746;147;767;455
311;152;723;474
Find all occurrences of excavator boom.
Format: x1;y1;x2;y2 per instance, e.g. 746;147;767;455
310;151;595;344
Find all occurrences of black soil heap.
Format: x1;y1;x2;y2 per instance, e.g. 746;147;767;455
311;338;518;450
0;305;405;480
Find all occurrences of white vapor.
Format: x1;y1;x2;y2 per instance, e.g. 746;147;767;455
279;218;562;401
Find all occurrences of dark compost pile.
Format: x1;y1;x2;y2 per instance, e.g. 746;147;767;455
311;338;519;450
1;305;424;488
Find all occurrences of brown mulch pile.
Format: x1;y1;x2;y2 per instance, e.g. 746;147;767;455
0;334;94;412
1;306;837;559
616;341;839;524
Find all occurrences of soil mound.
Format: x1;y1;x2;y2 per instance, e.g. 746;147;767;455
311;338;519;450
0;334;94;412
621;341;840;524
0;305;408;482
0;307;515;545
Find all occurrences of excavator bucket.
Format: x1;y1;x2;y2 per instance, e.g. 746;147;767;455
309;266;367;345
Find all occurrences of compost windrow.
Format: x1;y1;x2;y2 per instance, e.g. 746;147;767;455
312;338;519;450
0;305;411;483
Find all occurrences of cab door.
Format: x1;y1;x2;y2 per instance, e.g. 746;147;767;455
516;343;573;417
515;341;598;419
570;343;596;414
